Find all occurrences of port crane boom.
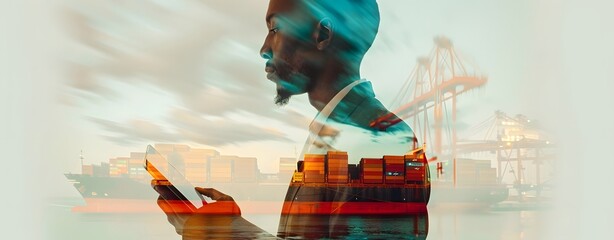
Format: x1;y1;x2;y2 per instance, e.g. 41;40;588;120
371;36;487;160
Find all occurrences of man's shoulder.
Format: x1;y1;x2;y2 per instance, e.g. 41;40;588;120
348;96;412;133
326;96;415;158
327;80;412;134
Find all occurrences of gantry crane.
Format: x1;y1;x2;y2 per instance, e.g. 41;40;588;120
372;36;487;162
371;37;554;199
456;111;556;198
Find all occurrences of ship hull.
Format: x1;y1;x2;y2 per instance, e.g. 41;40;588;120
65;173;157;199
65;174;507;213
280;184;430;215
280;201;428;215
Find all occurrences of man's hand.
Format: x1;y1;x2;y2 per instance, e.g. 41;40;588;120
152;180;274;239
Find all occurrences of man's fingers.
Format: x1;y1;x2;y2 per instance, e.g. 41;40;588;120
195;187;222;200
195;187;234;201
151;179;170;194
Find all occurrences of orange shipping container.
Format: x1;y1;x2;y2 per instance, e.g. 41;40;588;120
304;177;325;183
363;164;383;169
304;153;326;158
305;163;325;167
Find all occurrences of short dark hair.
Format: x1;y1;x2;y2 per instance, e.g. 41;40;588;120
304;0;380;59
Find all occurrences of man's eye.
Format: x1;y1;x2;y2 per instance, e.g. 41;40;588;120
269;28;279;34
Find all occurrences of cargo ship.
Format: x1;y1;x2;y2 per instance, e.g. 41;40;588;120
280;149;430;215
64;144;507;213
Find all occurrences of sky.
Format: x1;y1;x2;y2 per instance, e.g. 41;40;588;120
53;0;538;171
2;0;614;239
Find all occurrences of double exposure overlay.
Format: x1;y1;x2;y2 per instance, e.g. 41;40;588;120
24;0;613;240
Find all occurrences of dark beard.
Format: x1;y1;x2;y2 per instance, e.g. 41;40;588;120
272;66;310;106
274;89;291;106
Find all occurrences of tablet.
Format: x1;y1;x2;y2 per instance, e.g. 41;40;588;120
144;145;205;211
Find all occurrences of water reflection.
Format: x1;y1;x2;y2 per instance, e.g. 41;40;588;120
155;196;428;239
47;197;548;240
166;212;429;239
277;213;428;239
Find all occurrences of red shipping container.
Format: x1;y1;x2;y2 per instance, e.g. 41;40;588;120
363;177;383;184
405;160;425;182
383;155;404;161
385;164;405;174
361;158;383;164
328;177;348;183
385;175;404;184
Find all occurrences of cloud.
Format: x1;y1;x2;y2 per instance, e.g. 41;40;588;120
63;1;226;97
283;109;313;129
61;0;269;102
87;107;293;147
88;117;179;145
170;108;290;146
63;1;314;147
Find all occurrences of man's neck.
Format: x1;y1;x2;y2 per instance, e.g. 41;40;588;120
307;65;361;111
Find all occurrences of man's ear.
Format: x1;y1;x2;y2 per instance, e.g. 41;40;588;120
315;18;333;50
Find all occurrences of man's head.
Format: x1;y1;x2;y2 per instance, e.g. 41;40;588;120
260;0;380;106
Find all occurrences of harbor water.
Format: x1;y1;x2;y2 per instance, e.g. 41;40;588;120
44;197;548;240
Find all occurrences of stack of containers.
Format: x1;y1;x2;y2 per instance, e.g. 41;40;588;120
81;165;94;176
128;158;147;180
404;154;426;183
477;168;497;185
384;155;405;184
130;152;147;180
181;150;208;186
303;154;325;183
209;155;234;182
109;157;129;177
456;158;477;185
232;157;258;183
95;162;110;177
326;151;348;183
475;159;497;185
360;158;383;184
475;160;498;185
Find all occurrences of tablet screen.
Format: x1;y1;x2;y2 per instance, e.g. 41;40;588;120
144;145;204;209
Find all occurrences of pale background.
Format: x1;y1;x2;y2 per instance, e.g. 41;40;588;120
2;0;613;239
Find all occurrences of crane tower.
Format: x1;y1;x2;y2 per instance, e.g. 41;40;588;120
373;36;487;161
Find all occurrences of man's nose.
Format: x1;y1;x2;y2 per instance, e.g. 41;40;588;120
260;42;272;60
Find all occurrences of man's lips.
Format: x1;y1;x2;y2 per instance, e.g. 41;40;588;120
265;66;275;73
265;65;276;80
